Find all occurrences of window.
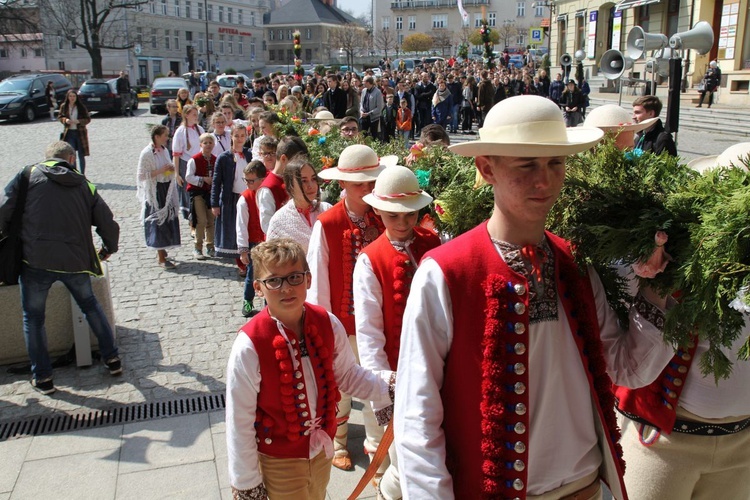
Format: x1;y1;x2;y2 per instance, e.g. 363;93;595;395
517;1;525;17
208;34;213;52
149;0;155;14
136;27;143;44
305;28;311;40
637;6;650;32
174;0;180;16
165;29;170;49
34;48;43;57
153;60;161;75
516;32;526;45
535;4;544;16
20;48;28;58
151;28;158;49
488;12;496;27
70;39;77;49
306;48;311;60
558;19;567;53
408;16;416;30
269;49;275;61
396;16;402;30
57;31;63;50
462;16;470;27
197;2;202;19
219;6;223;22
287;30;293;40
474;14;482;27
575;14;585;51
228;35;233;54
174;30;180;50
228;7;233;23
249;40;254;59
239;9;244;25
432;15;447;28
58;61;65;70
382;16;390;30
270;30;274;41
250;11;256;26
398;33;404;44
240;37;245;56
207;4;212;21
287;48;292;61
0;48;8;58
185;0;191;18
198;33;204;52
186;30;192;42
160;0;167;15
278;29;283;40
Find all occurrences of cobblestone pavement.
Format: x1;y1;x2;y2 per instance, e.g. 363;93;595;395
0;105;743;422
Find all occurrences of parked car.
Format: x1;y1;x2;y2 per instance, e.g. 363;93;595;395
423;56;446;66
509;55;525;68
182;71;217;88
77;78;139;115
216;73;252;94
0;73;73;122
149;77;188;114
392;58;420;72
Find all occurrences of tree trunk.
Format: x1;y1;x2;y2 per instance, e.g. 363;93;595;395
89;45;103;77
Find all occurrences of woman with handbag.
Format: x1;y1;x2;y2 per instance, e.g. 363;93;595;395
58;89;91;174
697;60;721;108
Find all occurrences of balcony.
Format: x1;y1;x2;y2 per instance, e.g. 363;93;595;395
390;0;489;10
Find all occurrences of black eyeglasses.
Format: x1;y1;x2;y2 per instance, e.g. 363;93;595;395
244;177;261;184
256;271;309;290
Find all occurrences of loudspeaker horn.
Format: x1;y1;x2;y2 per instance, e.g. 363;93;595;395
574;49;586;62
669;21;714;54
560;53;572;68
645;59;669;78
626;26;668;60
600;49;633;80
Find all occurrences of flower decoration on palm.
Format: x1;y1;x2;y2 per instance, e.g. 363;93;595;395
481;19;495;70
293;31;304;81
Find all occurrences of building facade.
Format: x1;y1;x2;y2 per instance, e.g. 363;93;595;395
373;0;552;56
0;34;46;76
42;0;270;85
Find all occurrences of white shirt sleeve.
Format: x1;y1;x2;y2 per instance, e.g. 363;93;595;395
171;127;186;157
329;312;392;403
394;258;455;500
306;221;331;312
236;195;250;249
251;135;263;162
185;157;201;186
592;267;676;388
226;333;264;491
256;187;277;234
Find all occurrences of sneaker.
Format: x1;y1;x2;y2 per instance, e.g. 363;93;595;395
206;246;216;258
105;356;123;376
193;248;206;260
242;300;258;318
31;377;55;395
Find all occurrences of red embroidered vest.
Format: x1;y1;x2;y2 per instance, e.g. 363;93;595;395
241;304;340;459
614;334;699;434
361;226;440;370
186;152;215;193
428;223;626;500
318;201;384;336
259;171;288;210
241;189;265;244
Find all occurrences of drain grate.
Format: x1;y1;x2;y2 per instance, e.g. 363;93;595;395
0;392;226;441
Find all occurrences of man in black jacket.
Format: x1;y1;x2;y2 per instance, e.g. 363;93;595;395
323;74;347;118
116;71;134;117
0;141;122;395
414;72;436;136
632;95;677;157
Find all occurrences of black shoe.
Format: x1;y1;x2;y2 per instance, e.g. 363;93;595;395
105;356;123;376
31;377;55;395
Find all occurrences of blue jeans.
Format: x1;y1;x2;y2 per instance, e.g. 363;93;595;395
399;130;410;150
20;264;118;380
243;243;257;303
64;129;86;175
450;103;460;133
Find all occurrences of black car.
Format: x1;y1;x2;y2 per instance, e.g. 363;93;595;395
77;78;139;115
149;77;188;114
0;73;73;122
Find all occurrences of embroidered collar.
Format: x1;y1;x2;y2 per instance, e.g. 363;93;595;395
491;237;559;323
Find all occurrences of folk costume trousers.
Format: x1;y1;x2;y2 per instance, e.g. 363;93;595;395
258;451;330;500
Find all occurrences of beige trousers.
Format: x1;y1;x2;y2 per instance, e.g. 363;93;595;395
619;411;750;500
258;451;331;500
192;194;214;249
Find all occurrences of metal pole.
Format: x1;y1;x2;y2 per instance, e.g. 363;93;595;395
617;76;623;106
205;2;210;72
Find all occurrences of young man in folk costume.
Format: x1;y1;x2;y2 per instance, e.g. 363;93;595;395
394;95;677;500
226;239;394;499
613;143;750;500
354;165;440;499
306;144;397;471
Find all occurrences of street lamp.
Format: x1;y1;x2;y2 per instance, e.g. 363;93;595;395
532;0;556;55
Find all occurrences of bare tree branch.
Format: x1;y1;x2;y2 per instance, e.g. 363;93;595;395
374;28;397;60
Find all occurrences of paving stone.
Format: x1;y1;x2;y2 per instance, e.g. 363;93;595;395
117;460;221;500
0;437;31;494
25;425;123;461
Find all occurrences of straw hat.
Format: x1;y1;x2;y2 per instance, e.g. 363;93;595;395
363;165;433;213
449;95;604;157
318;144;398;182
309;110;337;121
687;142;750;173
584;104;658;132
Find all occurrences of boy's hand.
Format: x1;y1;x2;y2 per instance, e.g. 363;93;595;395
240;252;250;265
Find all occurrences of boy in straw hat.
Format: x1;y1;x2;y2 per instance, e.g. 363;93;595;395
354;165;441;499
583;104;658;151
614;142;750;500
307;144;398;471
226;239;394;499
394;95;677;499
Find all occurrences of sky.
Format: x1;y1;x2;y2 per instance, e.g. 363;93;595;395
337;0;371;22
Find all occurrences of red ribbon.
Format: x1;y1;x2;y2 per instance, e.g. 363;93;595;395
521;245;546;286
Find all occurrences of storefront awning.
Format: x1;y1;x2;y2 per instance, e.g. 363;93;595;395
615;0;661;11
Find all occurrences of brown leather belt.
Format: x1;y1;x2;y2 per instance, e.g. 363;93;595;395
559;478;600;500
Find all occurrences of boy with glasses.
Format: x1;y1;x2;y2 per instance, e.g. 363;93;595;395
338;116;360;140
237;160;267;317
226;239;394;498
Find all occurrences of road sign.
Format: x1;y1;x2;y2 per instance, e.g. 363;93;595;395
530;28;543;44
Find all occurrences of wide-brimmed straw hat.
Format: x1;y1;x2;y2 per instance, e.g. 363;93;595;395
308;110;338;122
584;104;658;132
363;165;433;213
318;144;398;182
687;142;750;173
449;95;604;157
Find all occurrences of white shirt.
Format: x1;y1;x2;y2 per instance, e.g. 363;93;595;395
394;250;676;499
231;153;247;194
185;154;213;188
171;124;204;161
256;182;280;235
226;311;393;491
235;194;254;249
266;200;332;253
212;130;231;157
306;220;331;312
